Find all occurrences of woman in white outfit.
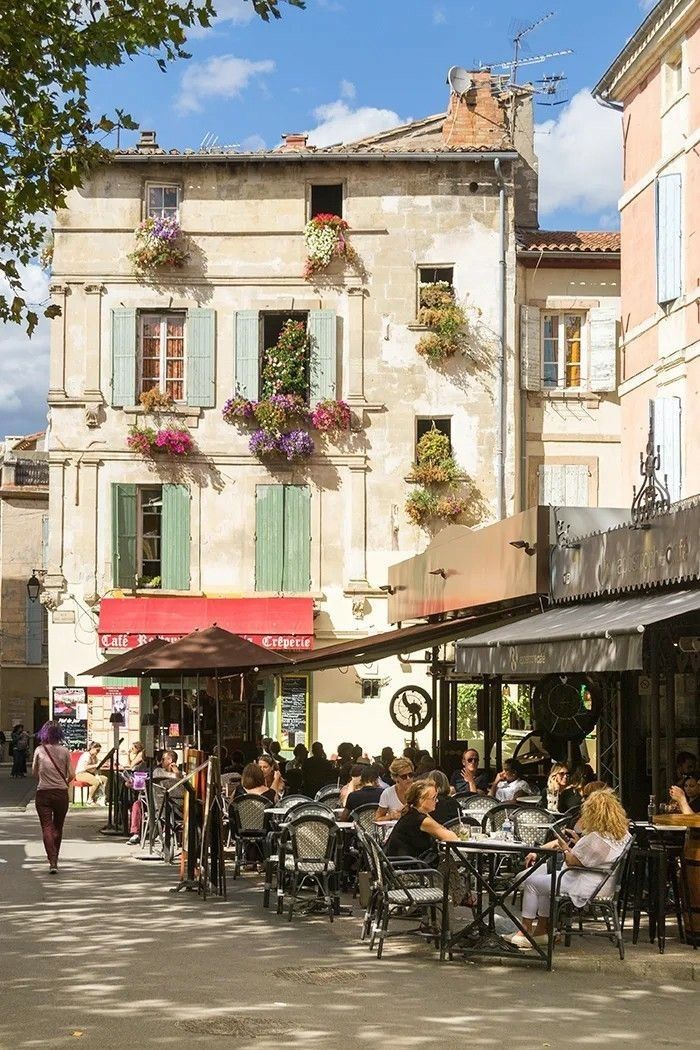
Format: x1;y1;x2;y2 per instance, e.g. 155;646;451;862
512;788;630;949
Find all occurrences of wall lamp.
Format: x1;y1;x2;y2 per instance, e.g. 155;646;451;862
26;568;46;603
509;540;536;557
379;584;396;595
429;568;448;579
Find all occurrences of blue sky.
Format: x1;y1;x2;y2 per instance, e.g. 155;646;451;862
1;0;652;438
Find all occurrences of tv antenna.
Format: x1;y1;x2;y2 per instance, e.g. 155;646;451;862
480;10;572;88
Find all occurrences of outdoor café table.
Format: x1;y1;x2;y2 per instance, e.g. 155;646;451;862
439;838;558;970
374;819;397;844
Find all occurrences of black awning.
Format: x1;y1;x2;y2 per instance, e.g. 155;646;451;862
454;589;700;676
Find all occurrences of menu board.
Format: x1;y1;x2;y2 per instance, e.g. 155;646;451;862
52;686;88;752
281;676;308;746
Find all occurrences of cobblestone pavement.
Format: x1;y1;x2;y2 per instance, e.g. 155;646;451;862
0;796;694;1049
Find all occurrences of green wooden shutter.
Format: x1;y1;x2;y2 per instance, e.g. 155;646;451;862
26;594;44;664
111;308;137;407
308;309;337;403
255;485;285;592
161;484;191;590
186;308;216;407
235;310;260;399
111;483;137;588
282;485;311;593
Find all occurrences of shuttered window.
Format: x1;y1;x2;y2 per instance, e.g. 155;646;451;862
235;310;337;405
185;309;216;407
139;313;185;401
111;308;137;407
520;305;542;391
255;485;311;593
656;173;682;304
112;483;190;590
308;309;337;403
235;310;261;399
655;396;682;502
539;464;590;507
541;312;584;389
26;595;47;665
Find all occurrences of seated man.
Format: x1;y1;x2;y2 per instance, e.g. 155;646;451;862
342;764;384;819
152;749;180;780
75;742;108;804
488;758;530;803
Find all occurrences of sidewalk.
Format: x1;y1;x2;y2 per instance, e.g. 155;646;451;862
0;764;37;809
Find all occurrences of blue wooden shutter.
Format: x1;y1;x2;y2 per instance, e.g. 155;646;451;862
161;484;191;590
235;310;260;399
26;594;43;664
588;306;618;392
282;485;311;592
655;396;682;502
186;308;216;407
308;309;337;403
111;483;137;588
656;173;682;304
255;485;285;592
111;308;137;407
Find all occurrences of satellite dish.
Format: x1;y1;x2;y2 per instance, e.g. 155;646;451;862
447;66;473;96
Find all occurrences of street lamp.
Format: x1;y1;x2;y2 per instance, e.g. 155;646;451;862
26;569;43;603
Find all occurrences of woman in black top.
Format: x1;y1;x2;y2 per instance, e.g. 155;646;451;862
386;780;459;860
428;770;460;824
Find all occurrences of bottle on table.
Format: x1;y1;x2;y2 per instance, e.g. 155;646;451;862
648;795;657;824
502;815;514;841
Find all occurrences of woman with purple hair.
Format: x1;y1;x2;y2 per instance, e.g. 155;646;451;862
32;722;71;874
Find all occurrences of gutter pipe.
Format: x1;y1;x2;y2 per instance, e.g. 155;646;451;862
112;151;519;165
494;157;507;520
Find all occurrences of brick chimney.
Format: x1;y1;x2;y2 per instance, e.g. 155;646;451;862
441;70;507;149
136;130;160;153
279;132;310;151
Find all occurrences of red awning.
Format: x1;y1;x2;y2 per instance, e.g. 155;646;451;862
97;597;314;652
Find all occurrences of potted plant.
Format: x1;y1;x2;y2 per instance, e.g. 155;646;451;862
407;428;458;485
130;216;189;275
139;388;174;412
303;213;358;280
127;423;194;457
310;399;352;433
262;320;310;397
415;281;467;361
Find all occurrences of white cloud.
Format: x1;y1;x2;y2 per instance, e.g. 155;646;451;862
0;263;50;428
241;132;267;151
339;79;356;100
176;55;275;114
535;89;622;218
306;99;404;147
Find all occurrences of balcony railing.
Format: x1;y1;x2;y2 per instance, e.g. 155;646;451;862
14;459;49;486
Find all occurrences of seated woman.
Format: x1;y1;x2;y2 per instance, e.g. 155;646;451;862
512;788;630;949
375;757;414;822
489;758;530;802
544;763;569;812
124;741;149;846
242;762;276;803
385;779;459;862
670;779;699;815
428;770;460;824
257;754;284;801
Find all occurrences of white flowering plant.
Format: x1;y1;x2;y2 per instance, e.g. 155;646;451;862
303;213;357;280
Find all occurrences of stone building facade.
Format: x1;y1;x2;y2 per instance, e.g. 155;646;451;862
0;434;49;737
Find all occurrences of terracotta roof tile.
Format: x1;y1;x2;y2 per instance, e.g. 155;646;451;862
517;229;621;253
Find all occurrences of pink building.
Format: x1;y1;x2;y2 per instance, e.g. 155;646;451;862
594;0;700;500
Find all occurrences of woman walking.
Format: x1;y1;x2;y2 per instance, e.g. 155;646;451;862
32;722;71;874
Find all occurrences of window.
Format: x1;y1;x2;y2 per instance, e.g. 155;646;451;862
112;483;190;590
235;309;337;404
255;485;311;593
147;184;180;220
139;313;185;401
310;183;343;218
664;47;684;103
418;266;454;288
539;464;590;507
416;417;451;452
261;311;309;400
542;312;584;389
361;679;380;699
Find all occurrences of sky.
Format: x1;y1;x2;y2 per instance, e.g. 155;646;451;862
0;0;655;439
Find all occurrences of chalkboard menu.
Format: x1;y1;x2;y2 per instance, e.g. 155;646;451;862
281;676;308;746
52;687;88;752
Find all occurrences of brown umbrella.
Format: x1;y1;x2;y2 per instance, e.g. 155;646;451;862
81;637;170;678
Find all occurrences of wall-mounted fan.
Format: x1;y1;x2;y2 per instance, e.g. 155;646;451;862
389;686;433;746
532;675;602;743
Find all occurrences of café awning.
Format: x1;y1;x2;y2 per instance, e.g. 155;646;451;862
454;588;700;676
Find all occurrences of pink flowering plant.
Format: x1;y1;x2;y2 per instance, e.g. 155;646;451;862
261;320;309;398
222;396;257;425
310;399;351;433
303;214;358;280
130;217;189;274
127;424;194;457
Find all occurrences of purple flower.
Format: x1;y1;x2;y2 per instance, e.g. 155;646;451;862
277;429;314;461
249;429;279;456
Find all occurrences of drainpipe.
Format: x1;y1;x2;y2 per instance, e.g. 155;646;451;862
494;158;507;519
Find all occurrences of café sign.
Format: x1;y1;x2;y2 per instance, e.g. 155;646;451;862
99;631;313;651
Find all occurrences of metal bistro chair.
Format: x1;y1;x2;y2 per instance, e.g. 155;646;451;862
281;812;339;922
513;806;563;847
457;794;499;824
263;800;334;909
356;826;444;959
482;802;524;834
229;794;272;878
553;838;634;960
315;784;342;808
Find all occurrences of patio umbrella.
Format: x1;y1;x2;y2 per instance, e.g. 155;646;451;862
80;637;170;678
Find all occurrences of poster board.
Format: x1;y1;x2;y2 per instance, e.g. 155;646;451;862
51;687;88;751
279;675;309;748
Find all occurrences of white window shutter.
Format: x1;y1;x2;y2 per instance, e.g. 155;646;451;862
520;305;542;391
564;464;589;506
588;306;618;392
656;174;682;304
540;463;588;506
655;396;682;501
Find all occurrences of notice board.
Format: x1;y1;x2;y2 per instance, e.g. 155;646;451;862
52;686;88;751
280;675;308;748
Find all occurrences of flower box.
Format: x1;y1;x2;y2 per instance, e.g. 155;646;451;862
130;217;189;275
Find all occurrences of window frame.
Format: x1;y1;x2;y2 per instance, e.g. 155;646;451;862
662;45;684;110
260;310;310;402
137;485;163;587
361;679;381;699
145;182;181;221
138;312;187;403
308;180;345;220
540;310;586;391
417;264;455;317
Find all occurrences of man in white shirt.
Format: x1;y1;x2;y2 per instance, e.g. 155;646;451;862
75;742;108;803
489;758;530;802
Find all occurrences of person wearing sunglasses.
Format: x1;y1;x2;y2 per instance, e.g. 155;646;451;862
375;757;415;822
450;748;488;796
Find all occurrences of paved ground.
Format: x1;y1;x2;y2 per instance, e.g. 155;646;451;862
0;770;695;1049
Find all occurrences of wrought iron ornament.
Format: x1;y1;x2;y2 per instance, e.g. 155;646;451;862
631;401;671;526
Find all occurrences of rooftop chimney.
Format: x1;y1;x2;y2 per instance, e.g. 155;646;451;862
441;70;507;150
279;132;310;152
136;130;159;152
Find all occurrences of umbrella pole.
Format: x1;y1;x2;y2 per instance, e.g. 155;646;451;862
215;670;221;760
180;673;184;746
196;672;201;751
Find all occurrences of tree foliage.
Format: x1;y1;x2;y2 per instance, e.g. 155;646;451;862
0;0;305;334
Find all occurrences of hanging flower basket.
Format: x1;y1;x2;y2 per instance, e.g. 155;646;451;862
407;427;458;484
129;217;189;274
310;399;352;433
223;393;350;461
303;213;358;280
405;487;466;526
127;424;194;457
415;282;467;361
249;428;314;463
